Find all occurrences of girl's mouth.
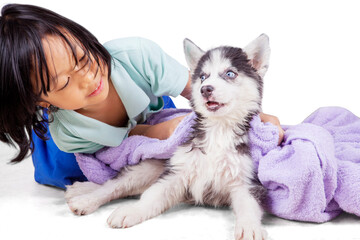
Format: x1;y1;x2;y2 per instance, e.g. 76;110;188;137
88;78;103;97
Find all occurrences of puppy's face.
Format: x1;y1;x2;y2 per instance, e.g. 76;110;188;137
183;35;270;119
190;47;262;118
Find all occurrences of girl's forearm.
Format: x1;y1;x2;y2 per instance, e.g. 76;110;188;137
128;115;186;140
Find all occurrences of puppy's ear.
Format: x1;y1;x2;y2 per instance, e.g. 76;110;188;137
183;38;205;70
243;34;270;78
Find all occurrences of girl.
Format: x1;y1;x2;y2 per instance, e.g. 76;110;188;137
0;4;283;188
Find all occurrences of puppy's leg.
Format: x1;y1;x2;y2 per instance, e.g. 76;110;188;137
65;159;165;215
231;187;267;240
107;169;186;228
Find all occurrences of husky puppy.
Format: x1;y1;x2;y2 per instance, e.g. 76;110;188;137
65;34;270;240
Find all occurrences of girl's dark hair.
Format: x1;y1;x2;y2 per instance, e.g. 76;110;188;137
0;4;112;163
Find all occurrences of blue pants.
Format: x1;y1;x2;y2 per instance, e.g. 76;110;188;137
32;96;176;189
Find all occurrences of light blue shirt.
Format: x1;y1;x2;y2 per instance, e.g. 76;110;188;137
49;37;189;153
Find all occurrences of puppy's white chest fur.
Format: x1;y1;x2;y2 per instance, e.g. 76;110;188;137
172;123;253;206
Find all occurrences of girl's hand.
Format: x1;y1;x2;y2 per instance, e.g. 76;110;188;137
129;115;188;140
259;113;285;145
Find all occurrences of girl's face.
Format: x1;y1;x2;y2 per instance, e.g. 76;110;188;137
35;34;110;111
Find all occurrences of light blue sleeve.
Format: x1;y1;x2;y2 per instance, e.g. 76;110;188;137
49;110;129;154
139;38;189;97
49;118;104;154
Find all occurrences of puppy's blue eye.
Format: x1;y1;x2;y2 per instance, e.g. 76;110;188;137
226;71;236;78
221;70;237;80
200;75;206;82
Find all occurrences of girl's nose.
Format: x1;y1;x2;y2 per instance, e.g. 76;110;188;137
79;63;97;89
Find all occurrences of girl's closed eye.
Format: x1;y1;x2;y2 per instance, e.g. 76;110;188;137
58;77;70;91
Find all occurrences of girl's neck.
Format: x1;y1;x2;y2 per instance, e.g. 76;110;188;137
76;80;129;127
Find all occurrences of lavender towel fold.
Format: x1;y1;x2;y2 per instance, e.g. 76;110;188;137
76;106;360;223
75;108;194;184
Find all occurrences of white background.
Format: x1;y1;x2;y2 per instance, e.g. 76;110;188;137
1;0;360;239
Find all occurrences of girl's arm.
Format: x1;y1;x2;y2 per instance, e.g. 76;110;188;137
180;72;192;100
130;113;285;144
129;114;186;140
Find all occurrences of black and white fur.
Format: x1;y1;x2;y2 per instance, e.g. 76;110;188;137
65;34;270;240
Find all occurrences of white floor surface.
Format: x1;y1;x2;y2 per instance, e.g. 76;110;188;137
1;143;359;240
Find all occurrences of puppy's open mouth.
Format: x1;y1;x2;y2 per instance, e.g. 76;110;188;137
206;101;225;111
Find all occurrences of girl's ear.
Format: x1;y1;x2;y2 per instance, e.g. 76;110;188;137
183;38;205;70
37;101;50;108
243;34;271;78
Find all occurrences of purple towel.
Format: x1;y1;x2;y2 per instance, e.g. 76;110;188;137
75;108;194;184
250;112;340;222
75;107;360;223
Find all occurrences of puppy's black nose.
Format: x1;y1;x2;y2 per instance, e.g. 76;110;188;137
201;85;214;98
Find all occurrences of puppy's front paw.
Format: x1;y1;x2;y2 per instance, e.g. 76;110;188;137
235;222;267;240
107;204;147;228
65;182;103;215
66;195;101;215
